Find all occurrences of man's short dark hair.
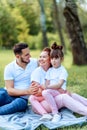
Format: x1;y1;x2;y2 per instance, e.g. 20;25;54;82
13;42;28;55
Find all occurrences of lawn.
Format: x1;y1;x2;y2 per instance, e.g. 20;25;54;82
0;49;87;130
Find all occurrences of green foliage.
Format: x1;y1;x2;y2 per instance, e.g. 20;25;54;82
47;32;60;46
0;0;30;48
11;8;29;43
18;1;40;35
47;31;71;51
26;33;42;50
0;0;87;51
0;3;18;48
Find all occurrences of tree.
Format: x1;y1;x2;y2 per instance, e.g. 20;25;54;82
63;0;87;65
38;0;48;48
53;0;66;53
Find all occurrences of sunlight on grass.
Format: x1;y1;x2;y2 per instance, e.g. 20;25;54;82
67;65;87;97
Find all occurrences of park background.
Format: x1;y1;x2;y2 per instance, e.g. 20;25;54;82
0;0;87;129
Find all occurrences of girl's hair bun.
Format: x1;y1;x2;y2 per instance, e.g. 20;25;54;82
51;42;63;50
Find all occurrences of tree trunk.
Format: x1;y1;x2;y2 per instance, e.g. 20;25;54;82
64;0;87;65
53;0;66;53
38;0;48;48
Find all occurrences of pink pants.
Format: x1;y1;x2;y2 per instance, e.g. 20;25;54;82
29;95;50;115
42;89;60;114
55;93;87;115
29;92;87;116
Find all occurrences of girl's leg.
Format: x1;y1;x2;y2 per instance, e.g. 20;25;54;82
41;100;52;113
29;95;48;115
71;93;87;106
55;94;87;116
42;89;62;123
42;89;60;114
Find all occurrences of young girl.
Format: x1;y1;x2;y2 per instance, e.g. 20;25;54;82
41;42;68;123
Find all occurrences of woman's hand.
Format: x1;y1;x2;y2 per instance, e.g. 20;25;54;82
30;81;45;96
64;90;71;96
57;88;65;94
57;88;71;96
34;87;43;96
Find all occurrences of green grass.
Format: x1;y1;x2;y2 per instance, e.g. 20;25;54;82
0;49;87;129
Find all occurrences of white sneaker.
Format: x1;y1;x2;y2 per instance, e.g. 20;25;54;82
39;114;53;121
51;113;61;123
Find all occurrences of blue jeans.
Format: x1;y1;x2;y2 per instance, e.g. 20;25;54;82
0;88;28;115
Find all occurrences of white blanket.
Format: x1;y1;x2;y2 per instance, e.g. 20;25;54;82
0;106;86;130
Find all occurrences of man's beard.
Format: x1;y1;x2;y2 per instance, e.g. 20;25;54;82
21;57;29;64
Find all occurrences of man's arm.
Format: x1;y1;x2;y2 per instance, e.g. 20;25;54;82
5;80;39;96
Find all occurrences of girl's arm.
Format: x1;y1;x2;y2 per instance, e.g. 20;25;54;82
46;79;64;89
46;80;71;95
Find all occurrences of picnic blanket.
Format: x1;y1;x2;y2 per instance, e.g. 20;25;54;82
0;105;87;130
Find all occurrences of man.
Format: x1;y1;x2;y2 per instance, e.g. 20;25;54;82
0;42;38;114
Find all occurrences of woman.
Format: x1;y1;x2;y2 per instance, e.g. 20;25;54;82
29;42;87;122
29;47;52;120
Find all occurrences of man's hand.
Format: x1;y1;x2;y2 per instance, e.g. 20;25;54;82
27;82;39;95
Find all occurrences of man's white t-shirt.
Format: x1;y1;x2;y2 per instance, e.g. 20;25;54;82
4;58;38;99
